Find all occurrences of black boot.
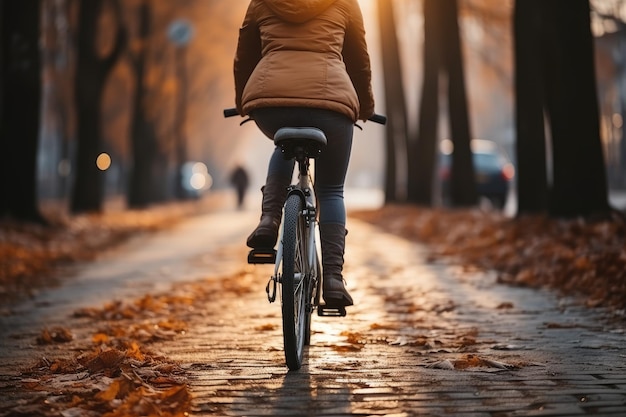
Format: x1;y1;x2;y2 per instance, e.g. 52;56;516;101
320;223;353;307
246;175;290;249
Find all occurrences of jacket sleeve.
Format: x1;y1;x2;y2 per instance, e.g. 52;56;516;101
234;2;262;115
342;0;375;121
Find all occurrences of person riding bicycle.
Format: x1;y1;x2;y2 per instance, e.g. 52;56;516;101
233;0;375;308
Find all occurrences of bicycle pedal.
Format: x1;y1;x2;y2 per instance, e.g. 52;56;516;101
317;305;347;317
247;249;276;264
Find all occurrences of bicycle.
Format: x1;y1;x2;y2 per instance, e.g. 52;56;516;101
224;108;386;370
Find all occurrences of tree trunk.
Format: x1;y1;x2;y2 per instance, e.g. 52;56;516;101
514;0;549;215
542;0;610;217
127;1;160;208
377;0;407;203
70;0;125;214
174;46;190;200
412;0;442;205
414;0;475;207
442;0;477;207
0;0;46;223
514;0;609;218
621;101;626;187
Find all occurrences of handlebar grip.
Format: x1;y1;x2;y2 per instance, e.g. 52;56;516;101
223;108;239;118
368;114;387;125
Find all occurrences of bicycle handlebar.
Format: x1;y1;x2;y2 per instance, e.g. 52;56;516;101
223;107;387;125
368;114;387;125
223;108;239;118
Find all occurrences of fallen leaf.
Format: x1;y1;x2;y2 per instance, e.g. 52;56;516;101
37;327;73;344
428;360;455;370
95;379;121;401
255;323;278;331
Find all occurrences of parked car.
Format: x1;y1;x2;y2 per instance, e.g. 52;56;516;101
439;139;515;209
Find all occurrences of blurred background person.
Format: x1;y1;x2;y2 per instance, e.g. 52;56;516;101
230;165;250;210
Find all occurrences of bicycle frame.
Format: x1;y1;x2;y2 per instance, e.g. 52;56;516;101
274;161;317;285
261;141;321;317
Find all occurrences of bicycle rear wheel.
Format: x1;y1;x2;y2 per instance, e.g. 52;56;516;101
281;193;311;370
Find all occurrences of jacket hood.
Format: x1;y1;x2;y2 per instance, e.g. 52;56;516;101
263;0;337;23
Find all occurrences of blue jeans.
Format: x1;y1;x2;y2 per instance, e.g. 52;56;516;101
251;107;354;226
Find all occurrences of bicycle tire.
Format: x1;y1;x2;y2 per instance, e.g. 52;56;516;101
304;251;320;346
281;194;310;370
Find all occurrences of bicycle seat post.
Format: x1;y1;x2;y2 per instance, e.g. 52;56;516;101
293;148;310;179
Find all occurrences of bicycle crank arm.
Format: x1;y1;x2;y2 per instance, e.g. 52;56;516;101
266;275;278;303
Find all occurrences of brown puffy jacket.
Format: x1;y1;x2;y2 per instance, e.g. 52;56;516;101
234;0;375;122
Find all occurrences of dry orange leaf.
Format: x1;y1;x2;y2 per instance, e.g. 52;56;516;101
96;380;121;401
255;323;278;331
92;333;110;344
36;327;73;345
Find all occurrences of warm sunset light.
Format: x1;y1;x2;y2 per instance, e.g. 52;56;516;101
3;2;626;417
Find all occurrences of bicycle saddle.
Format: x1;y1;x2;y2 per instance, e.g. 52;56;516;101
274;127;327;159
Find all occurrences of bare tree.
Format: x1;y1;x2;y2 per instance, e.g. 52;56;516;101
70;0;126;214
0;0;47;223
412;0;476;206
514;0;611;218
376;0;407;203
544;1;610;217
443;0;477;207
126;0;162;208
411;0;440;205
513;0;549;214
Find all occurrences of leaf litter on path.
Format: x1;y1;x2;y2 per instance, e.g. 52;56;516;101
5;268;256;417
351;205;626;315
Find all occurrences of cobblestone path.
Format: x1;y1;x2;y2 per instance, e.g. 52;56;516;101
1;209;625;416
157;216;626;416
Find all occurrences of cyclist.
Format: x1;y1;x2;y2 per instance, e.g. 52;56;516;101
233;0;375;308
